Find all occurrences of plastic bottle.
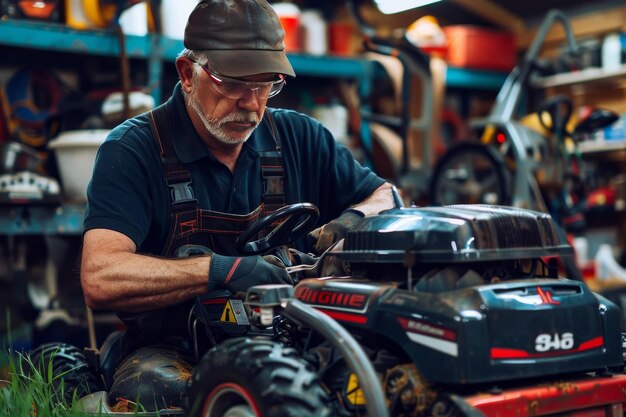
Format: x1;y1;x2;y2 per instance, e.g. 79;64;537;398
300;9;327;56
602;32;622;71
595;244;626;280
573;236;589;268
119;2;148;36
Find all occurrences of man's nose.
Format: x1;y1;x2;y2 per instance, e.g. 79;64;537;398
237;89;262;111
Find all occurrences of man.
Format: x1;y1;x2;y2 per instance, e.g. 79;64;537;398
80;0;395;411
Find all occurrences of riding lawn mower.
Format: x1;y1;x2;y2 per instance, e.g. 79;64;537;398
28;199;626;417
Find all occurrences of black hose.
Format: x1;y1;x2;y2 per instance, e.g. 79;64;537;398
284;299;389;417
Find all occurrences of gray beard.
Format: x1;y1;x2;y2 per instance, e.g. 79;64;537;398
188;90;260;145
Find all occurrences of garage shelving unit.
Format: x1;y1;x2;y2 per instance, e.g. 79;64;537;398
0;18;508;234
0;18;381;104
0;18;507;103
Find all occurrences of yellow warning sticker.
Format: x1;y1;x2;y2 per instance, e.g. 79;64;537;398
220;301;237;323
346;373;366;405
220;299;250;325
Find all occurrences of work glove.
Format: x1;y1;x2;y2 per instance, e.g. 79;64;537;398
209;254;293;293
307;209;364;254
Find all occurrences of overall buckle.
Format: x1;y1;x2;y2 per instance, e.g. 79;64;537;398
170;181;196;205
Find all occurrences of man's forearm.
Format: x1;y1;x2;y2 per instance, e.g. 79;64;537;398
81;249;210;313
350;183;396;216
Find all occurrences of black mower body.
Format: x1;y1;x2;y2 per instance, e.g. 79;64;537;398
295;205;624;385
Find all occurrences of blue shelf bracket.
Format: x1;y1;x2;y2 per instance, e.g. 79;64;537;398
0;205;85;236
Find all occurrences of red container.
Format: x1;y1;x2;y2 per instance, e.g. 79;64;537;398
279;16;301;52
444;25;517;71
329;22;354;56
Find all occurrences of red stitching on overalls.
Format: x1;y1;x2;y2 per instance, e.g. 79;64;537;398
180;220;198;233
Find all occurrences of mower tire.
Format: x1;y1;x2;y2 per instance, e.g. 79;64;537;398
184;337;331;417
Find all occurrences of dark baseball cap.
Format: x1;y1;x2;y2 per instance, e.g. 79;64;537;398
184;0;296;78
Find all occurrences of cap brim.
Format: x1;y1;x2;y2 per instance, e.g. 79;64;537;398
204;49;295;78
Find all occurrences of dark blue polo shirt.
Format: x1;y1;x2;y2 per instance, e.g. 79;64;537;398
84;83;384;255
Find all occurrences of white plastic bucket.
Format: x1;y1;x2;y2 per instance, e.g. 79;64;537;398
161;0;199;39
48;130;110;202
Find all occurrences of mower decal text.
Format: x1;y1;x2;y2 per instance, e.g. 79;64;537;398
535;332;573;352
220;299;249;325
397;317;458;357
295;287;369;312
491;336;604;359
397;317;457;341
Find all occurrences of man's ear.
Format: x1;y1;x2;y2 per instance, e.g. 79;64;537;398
175;57;195;94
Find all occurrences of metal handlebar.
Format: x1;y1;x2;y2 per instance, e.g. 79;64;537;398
525;9;578;63
492;9;579;122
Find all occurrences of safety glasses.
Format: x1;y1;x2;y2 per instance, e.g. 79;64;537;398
192;60;285;100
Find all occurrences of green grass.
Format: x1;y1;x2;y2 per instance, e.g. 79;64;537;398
0;347;89;417
0;311;96;416
0;312;168;417
0;346;168;417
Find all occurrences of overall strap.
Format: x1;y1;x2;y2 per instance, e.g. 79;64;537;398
148;103;197;212
261;110;285;214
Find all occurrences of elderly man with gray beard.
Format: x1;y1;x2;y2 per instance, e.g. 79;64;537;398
80;0;394;411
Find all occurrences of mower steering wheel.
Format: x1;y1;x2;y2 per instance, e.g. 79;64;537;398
235;203;320;256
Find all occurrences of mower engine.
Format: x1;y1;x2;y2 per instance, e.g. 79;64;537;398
294;205;626;416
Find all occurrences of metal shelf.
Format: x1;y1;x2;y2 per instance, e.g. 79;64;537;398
446;67;508;90
0;19;375;80
531;65;626;89
0;19;378;102
0;19;507;95
0;19;154;58
579;139;626;154
577;140;626;164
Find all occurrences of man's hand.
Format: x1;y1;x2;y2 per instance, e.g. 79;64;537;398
308;209;364;254
209;254;293;293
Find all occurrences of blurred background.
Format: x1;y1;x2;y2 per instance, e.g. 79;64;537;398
1;0;626;362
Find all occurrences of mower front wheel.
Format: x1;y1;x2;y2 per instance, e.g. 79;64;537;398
184;338;331;417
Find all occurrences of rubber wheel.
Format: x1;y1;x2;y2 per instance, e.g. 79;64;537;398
184;338;331;417
429;142;510;206
28;342;103;405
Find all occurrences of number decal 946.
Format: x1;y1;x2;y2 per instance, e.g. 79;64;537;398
535;333;574;352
